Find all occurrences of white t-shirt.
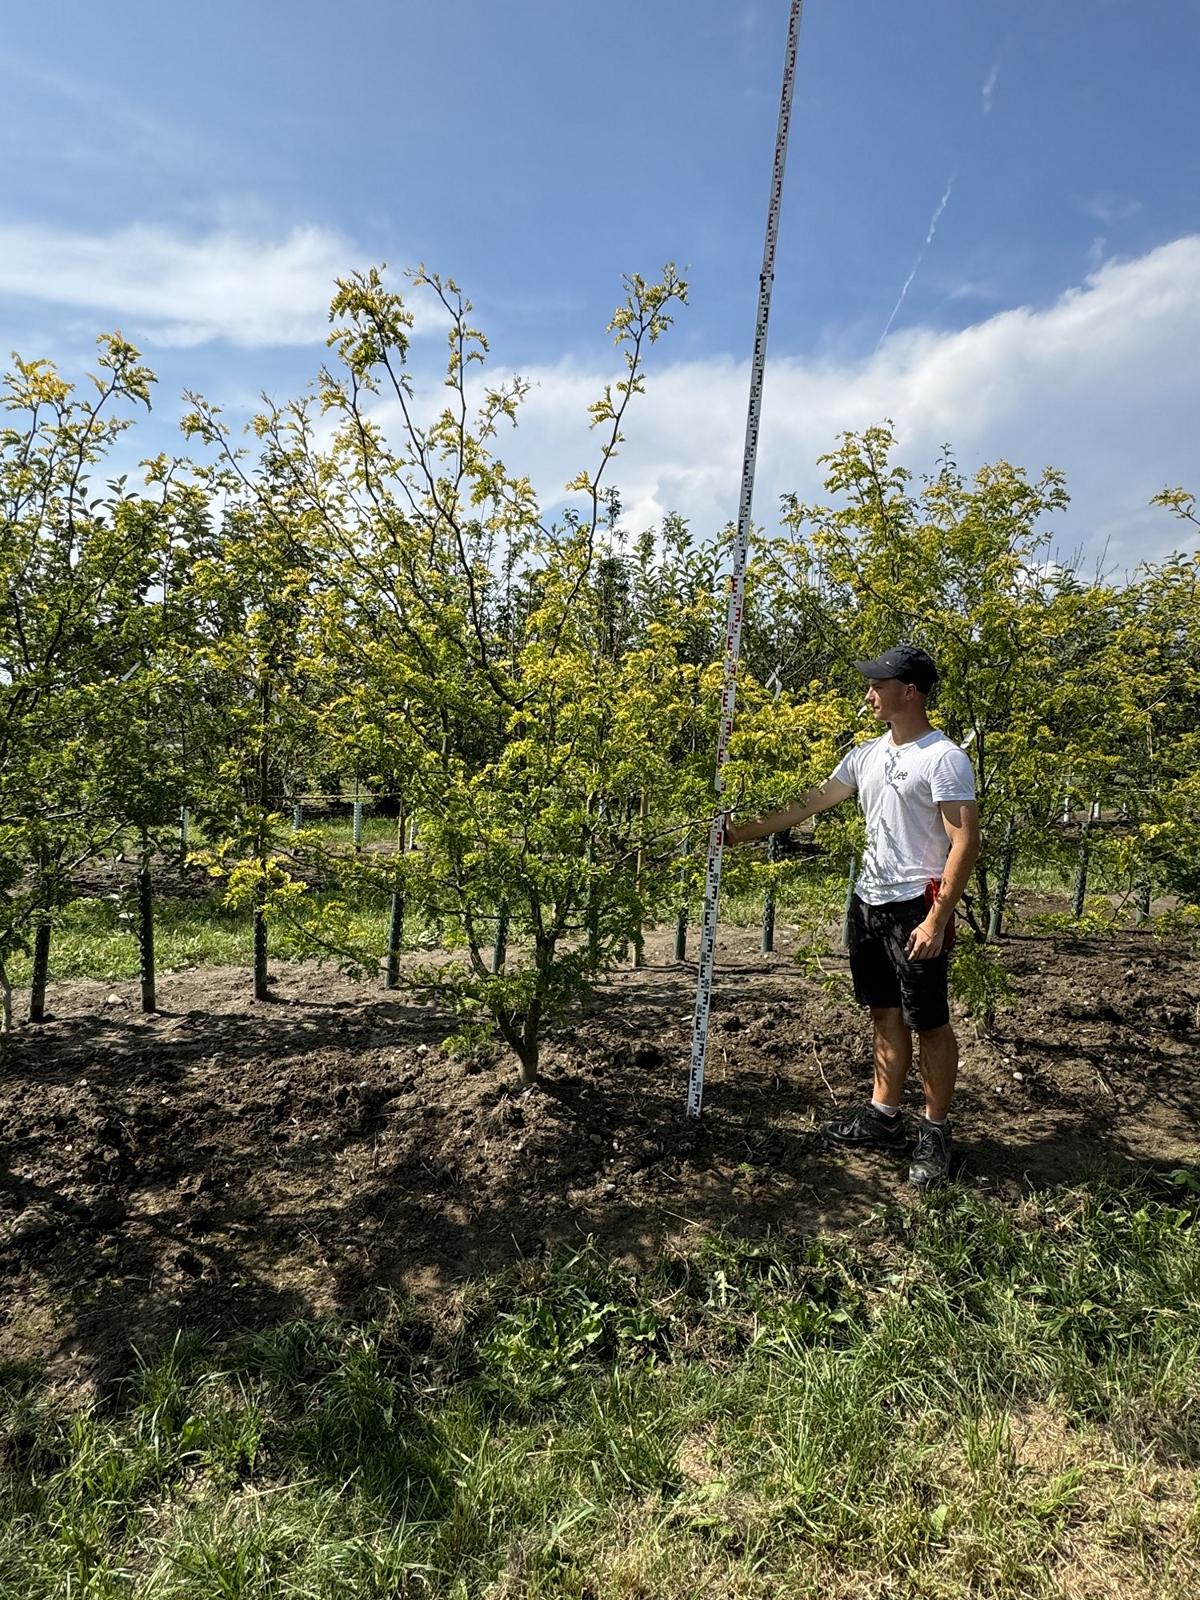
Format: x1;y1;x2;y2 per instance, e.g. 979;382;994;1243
830;729;976;906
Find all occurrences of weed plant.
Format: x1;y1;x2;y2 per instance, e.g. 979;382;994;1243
2;1167;1198;1597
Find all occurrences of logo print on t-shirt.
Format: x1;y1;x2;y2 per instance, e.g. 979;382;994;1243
883;747;909;791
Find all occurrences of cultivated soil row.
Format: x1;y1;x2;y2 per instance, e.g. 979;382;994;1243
2;921;1197;1388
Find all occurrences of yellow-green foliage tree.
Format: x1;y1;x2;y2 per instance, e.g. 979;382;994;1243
1111;488;1200;907
170;416;335;1002
0;337;177;1034
187;265;714;1081
776;425;1135;926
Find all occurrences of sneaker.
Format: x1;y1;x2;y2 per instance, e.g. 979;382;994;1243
909;1118;953;1188
819;1102;908;1153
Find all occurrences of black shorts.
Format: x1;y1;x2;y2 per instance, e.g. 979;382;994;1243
847;893;950;1032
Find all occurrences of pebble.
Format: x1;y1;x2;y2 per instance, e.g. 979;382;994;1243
7;1205;55;1245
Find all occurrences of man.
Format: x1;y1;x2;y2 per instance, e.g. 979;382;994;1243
725;645;980;1188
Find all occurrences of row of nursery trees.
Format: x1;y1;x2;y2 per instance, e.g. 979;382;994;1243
2;266;1198;1074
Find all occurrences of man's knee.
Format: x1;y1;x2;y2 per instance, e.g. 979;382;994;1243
914;1020;955;1042
870;1006;910;1039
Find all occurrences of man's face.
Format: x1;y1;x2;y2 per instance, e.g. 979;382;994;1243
864;676;915;722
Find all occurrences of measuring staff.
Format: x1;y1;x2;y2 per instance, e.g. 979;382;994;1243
686;0;807;1121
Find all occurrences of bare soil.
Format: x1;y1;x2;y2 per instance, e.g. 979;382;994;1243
2;921;1197;1389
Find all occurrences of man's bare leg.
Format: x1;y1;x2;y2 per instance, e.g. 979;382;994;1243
818;1005;913;1148
870;1006;912;1106
915;1022;957;1121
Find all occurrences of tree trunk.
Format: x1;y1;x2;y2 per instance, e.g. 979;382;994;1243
513;943;552;1087
1135;881;1152;925
385;806;407;990
986;821;1015;943
492;901;510;973
516;1040;538;1088
761;831;779;953
673;840;689;960
28;918;51;1024
585;832;600;970
631;791;647;968
517;1000;541;1087
974;858;992;932
253;903;269;1001
0;961;12;1049
1072;826;1090;919
385;894;405;989
255;675;272;1000
137;833;156;1013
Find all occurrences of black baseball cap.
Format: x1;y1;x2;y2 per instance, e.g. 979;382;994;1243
853;645;938;694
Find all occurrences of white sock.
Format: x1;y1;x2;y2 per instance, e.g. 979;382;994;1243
923;1114;949;1127
871;1100;901;1117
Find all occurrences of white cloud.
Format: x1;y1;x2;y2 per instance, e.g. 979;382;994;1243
1083;192;1143;226
0;221;430;348
0;51;211;177
489;237;1200;572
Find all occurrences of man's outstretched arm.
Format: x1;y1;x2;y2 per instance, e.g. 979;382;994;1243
724;776;855;846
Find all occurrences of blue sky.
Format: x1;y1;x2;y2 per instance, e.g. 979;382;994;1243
2;0;1197;567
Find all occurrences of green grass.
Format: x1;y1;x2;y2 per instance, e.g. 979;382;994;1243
6;892;406;986
311;814;407;848
3;1168;1199;1597
8;894;255;984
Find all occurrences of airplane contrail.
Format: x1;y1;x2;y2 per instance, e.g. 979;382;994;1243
876;170;957;350
982;57;1001;113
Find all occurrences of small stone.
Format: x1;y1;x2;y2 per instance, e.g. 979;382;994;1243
7;1205;56;1245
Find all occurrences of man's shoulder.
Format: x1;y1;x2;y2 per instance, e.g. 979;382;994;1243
919;730;969;761
924;731;978;797
845;732;890;770
857;732;892;756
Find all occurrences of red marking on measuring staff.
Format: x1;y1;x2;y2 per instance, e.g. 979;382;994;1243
687;0;806;1121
